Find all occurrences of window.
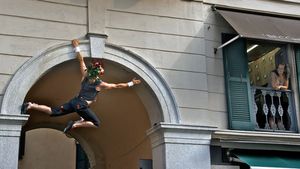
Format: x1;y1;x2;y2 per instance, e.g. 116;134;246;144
222;34;298;132
248;42;291;130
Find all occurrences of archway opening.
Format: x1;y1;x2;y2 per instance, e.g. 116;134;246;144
18;128;79;169
19;123;98;169
19;59;153;169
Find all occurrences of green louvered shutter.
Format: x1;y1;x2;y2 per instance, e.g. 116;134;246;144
223;38;254;130
295;47;300;99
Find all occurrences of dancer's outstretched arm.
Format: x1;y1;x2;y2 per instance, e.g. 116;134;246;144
72;39;87;79
100;78;141;89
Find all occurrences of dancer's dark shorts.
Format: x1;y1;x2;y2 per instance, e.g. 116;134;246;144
51;97;100;127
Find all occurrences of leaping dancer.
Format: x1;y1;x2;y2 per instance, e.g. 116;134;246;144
21;39;141;133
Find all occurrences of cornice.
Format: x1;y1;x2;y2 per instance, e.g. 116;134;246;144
212;130;300;151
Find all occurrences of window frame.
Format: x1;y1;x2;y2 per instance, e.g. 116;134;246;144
222;34;300;132
290;44;300;132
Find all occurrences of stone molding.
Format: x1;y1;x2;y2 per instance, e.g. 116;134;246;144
212;129;300;151
147;122;217;148
104;43;180;123
147;123;216;169
0;114;28;137
0;40;180;124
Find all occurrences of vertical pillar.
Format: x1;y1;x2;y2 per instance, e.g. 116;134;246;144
0;114;28;169
87;0;108;58
88;0;106;35
147;123;216;169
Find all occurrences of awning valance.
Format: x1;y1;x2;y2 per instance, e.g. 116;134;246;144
233;151;300;169
218;9;300;43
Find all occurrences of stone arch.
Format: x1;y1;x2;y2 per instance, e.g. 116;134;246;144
1;40;180;124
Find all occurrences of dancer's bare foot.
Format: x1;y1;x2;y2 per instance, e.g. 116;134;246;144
64;121;75;133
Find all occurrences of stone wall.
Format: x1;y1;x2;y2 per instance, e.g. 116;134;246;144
0;0;88;108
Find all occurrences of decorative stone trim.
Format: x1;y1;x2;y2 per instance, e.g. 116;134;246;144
86;33;107;59
0;114;28;136
147;122;217;148
212;129;300;151
1;40;180;124
147;123;216;169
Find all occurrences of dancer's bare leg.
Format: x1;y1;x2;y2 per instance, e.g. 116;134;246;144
27;102;52;115
72;120;97;129
64;118;96;133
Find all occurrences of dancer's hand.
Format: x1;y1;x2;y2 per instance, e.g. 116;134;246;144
132;78;141;85
72;39;80;47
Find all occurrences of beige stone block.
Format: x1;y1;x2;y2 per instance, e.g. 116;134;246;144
203;5;235;42
202;4;229;26
0;0;87;24
207;75;225;94
107;10;204;37
173;89;208;109
0;75;11;94
0;35;63;56
108;0;203;21
107;28;205;54
180;108;228;128
39;0;87;7
158;69;207;91
0;54;29;74
0;15;87;40
204;23;235;43
88;0;107;34
208;92;226;112
125;47;206;72
207;57;224;76
205;40;223;59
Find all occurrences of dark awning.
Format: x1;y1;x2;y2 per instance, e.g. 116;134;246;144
218;9;300;43
233;151;300;169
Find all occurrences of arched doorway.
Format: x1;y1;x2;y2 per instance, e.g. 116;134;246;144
1;41;180;124
20;59;153;168
1;41;180;168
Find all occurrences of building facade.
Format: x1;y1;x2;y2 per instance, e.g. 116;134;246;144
1;0;300;169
